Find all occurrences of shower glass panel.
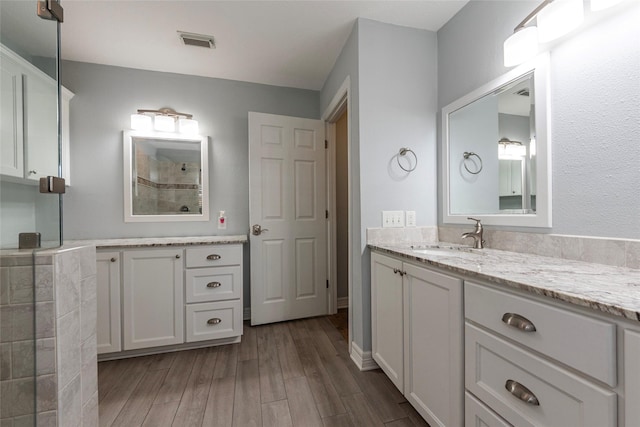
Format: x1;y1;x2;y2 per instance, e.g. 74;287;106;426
1;1;61;424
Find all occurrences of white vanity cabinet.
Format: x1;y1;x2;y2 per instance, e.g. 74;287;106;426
371;252;404;390
184;245;243;343
624;329;640;425
96;241;244;358
0;44;73;183
96;251;121;353
465;282;617;427
371;252;464;427
123;248;184;350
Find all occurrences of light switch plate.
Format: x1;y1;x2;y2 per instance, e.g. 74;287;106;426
382;211;405;228
406;211;416;227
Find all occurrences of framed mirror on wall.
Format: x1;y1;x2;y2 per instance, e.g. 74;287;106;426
442;53;551;228
123;130;209;222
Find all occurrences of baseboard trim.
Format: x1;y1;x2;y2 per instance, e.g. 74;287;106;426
350;342;379;371
243;307;251;321
337;297;349;309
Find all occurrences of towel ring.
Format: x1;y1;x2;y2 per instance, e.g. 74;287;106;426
463;152;483;175
397;147;418;172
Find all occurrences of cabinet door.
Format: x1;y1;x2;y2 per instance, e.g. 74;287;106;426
0;52;24;178
371;252;404;391
23;70;58;181
96;252;121;354
625;329;640;426
123;248;184;350
403;263;463;427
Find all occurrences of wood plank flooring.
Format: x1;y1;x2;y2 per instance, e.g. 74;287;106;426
98;316;430;427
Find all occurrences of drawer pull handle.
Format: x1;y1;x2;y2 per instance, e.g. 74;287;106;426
505;379;540;406
206;254;221;261
207;282;222;288
502;313;536;332
207;318;222;325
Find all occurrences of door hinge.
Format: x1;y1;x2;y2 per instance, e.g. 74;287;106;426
326;280;329;289
325;140;328;149
39;176;66;194
37;0;64;22
325;210;329;219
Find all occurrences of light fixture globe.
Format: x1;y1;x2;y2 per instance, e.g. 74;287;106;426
504;26;539;67
537;0;584;43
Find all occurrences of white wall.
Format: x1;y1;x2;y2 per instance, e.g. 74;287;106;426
438;0;640;238
320;18;438;352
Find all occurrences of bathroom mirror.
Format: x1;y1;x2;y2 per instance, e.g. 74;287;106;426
123;130;209;222
442;54;551;227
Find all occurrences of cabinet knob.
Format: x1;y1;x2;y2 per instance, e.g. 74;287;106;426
110;257;117;263
501;313;536;332
29;170;37;175
207;318;222;325
206;282;222;288
505;379;540;406
206;254;221;261
176;254;181;259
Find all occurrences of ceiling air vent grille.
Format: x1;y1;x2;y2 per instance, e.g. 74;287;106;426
515;88;530;97
178;31;215;49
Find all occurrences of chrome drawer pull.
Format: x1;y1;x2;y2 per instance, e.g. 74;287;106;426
505;379;539;406
207;281;222;288
502;313;536;332
207;318;222;325
206;254;221;261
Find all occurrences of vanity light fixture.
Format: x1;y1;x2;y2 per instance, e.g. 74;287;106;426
498;137;527;159
504;0;586;67
130;108;199;135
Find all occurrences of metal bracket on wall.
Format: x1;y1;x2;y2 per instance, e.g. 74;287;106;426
39;176;66;194
37;0;64;23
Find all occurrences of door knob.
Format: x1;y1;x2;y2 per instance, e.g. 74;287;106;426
252;224;269;236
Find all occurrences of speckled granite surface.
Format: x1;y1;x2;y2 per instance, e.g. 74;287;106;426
68;235;247;249
369;244;640;323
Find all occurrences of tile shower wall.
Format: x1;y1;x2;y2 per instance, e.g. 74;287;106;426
0;244;97;426
134;148;201;215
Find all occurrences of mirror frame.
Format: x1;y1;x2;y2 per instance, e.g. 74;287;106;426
442;53;551;228
123;130;210;222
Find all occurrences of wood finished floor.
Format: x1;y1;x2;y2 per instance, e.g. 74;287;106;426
98;316;430;427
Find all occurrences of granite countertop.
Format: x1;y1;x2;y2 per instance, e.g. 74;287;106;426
68;235;248;249
369;243;640;323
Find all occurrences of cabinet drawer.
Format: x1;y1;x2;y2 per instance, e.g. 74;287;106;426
185;266;241;303
185;245;242;268
465;282;616;386
465;323;616;427
465;392;511;427
185;300;243;343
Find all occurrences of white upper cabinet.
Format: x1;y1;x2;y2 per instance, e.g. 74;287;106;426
0;50;24;178
0;44;74;183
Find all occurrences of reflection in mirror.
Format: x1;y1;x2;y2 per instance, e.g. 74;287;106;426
442;54;551;227
123;131;209;222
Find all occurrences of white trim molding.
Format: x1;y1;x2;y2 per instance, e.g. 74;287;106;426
337;297;349;309
243;307;251;321
350;341;379;371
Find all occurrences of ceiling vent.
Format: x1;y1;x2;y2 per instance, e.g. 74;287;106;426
515;88;530;97
178;31;215;49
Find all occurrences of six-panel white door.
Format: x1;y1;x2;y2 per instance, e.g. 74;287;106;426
248;112;327;325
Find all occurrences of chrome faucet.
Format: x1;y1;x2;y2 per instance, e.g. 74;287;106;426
461;217;485;249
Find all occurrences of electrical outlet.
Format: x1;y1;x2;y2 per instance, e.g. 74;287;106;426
382;211;405;228
406;211;416;227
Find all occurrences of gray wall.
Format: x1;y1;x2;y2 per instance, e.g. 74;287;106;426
61;60;320;307
320;19;438;352
438;1;640;238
